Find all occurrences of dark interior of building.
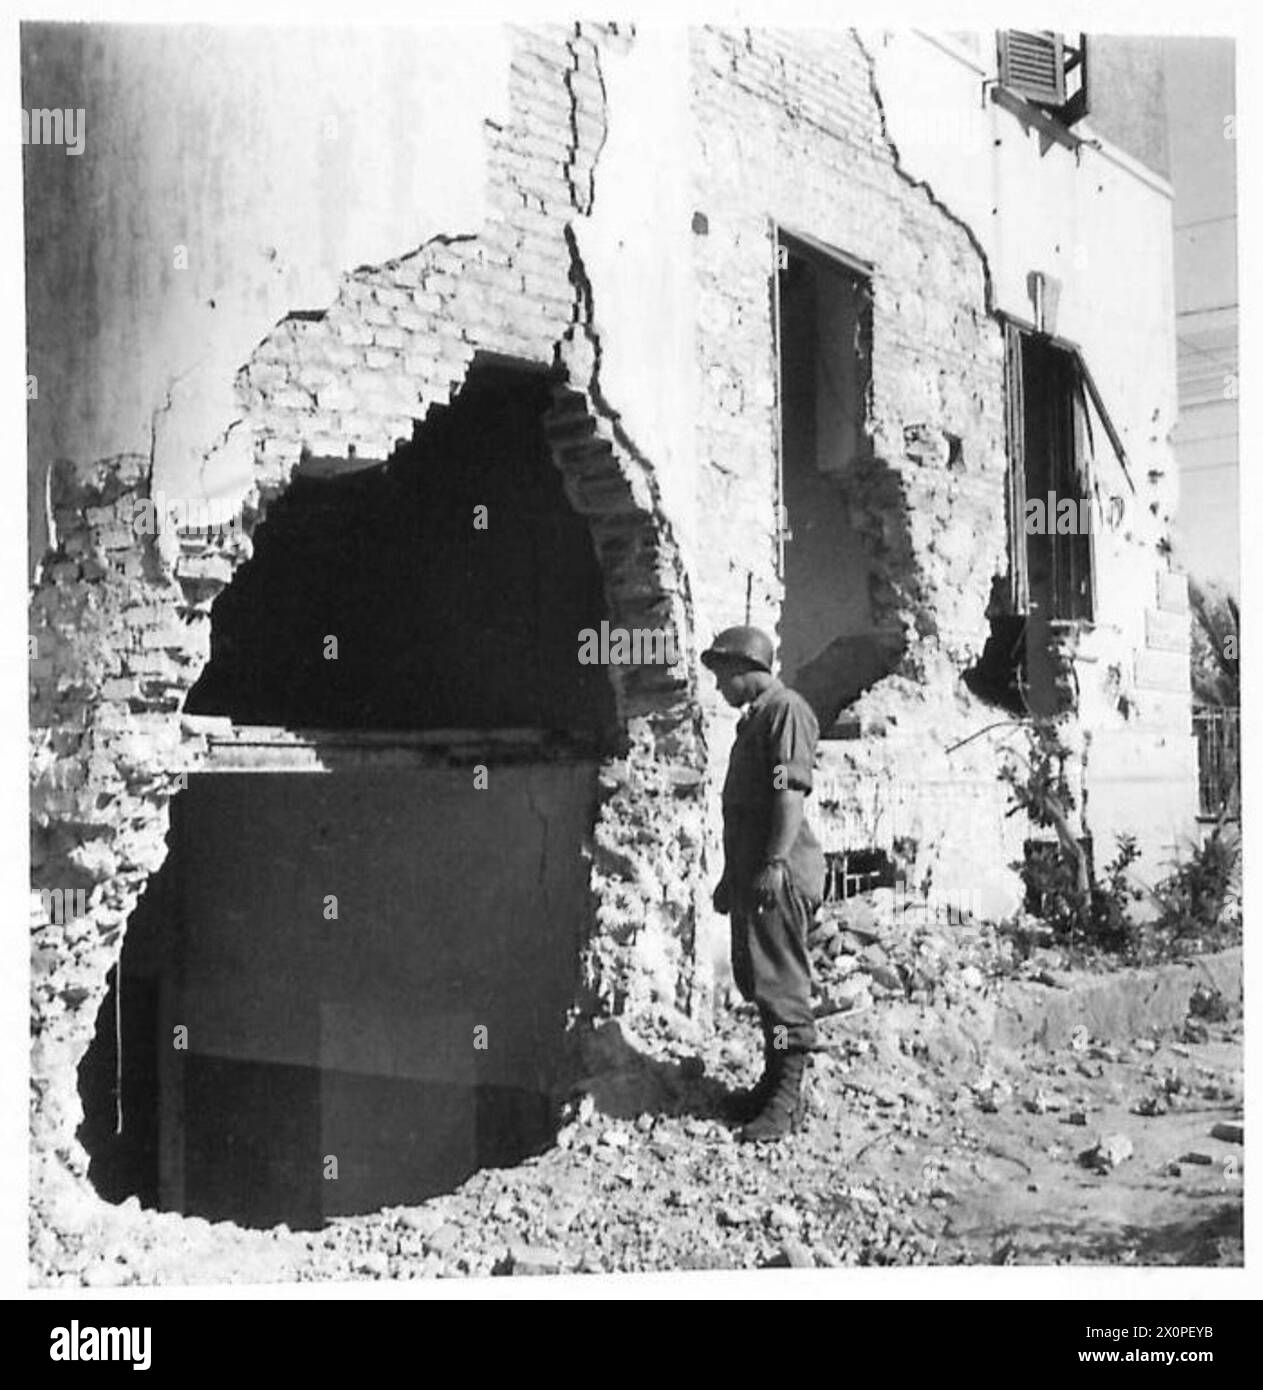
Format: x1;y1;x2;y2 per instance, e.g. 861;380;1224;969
186;363;618;741
776;235;895;731
79;363;611;1230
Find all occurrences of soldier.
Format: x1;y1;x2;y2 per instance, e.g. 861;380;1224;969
702;626;827;1142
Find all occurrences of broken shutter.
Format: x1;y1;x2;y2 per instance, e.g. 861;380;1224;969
1003;322;1030;614
1061;359;1095;623
998;31;1066;107
1004;322;1096;623
997;32;1089;127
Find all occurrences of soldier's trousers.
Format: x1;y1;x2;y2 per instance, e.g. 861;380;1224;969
730;874;818;1052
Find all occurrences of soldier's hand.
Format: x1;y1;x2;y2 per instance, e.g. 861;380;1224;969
753;860;786;910
712;878;732;915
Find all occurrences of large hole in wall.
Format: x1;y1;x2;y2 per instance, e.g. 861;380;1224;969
78;361;613;1230
186;364;618;739
775;232;899;731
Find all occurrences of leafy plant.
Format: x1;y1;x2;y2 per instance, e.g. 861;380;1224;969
1147;817;1242;947
1188;578;1239;708
1088;834;1143;952
1000;718;1090;917
1001;720;1143;951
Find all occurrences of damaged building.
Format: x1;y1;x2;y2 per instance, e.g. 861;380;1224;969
26;25;1196;1267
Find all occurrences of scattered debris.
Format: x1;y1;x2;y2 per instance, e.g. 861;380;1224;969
1082;1133;1135;1173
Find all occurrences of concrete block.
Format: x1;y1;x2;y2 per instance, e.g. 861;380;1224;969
1145;606;1190;653
1156;570;1190;614
1135;648;1192;695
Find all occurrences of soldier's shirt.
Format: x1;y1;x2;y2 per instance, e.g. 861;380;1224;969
721;678;827;903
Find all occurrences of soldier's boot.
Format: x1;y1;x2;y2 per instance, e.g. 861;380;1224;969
738;1049;809;1143
723;1021;776;1125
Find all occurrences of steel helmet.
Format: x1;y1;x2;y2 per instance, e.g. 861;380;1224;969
700;625;775;673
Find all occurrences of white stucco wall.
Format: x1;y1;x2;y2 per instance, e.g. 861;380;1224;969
872;30;1197;876
574;27;701;591
24;23;509;564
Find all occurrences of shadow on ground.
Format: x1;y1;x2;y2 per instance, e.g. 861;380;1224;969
979;1201;1243;1266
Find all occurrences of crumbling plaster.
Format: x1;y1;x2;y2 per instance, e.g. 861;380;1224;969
27;22;1199;1278
871;30;1197;882
23;24;511;566
29;23;711;1270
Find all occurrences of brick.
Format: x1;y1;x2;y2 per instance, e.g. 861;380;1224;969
336;318;375;346
176;554;234;585
373;286;411;310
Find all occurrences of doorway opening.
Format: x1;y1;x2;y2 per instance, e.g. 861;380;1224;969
774;229;896;730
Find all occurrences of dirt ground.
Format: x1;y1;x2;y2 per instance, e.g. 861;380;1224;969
41;902;1243;1284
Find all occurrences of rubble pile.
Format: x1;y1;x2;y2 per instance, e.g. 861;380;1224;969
32;935;1244;1285
807;887;1013;1019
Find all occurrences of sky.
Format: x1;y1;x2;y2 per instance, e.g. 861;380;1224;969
1164;37;1238;597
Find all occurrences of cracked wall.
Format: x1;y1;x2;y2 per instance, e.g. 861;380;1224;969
684;28;1196;915
871;31;1198;887
687;27;1025;916
28;23;710;1277
26;21;1198;1280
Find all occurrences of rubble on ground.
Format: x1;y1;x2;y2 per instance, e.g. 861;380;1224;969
32;917;1244;1284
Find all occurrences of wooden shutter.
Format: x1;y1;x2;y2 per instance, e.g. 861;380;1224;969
1058;350;1094;622
1003;322;1030;614
998;31;1067;108
1062;37;1089;127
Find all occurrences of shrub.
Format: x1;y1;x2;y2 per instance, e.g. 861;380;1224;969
1001;720;1144;951
1148;818;1241;947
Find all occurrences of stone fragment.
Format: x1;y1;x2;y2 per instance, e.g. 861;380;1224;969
503;1243;564;1276
1027;1089;1062;1114
779;1240;814;1268
767;1203;801;1231
866;963;903;993
424;1223;461;1256
397;1208;444;1237
1082;1133;1134;1172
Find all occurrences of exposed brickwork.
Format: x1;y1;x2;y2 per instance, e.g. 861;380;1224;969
28;22;710;1275
27;22;1196;1281
688;28;1019;905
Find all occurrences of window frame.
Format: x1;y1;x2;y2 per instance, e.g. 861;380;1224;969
1001;316;1101;625
996;30;1089;129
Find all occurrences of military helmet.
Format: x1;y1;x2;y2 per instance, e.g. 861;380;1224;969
700;625;775;673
